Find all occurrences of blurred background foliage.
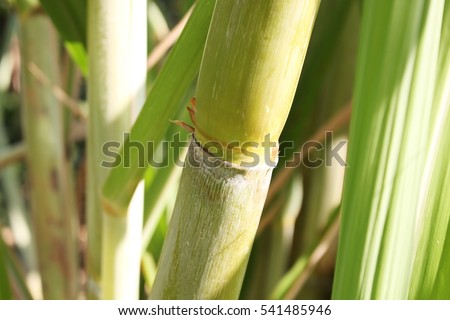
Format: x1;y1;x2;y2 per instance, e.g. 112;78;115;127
0;0;449;300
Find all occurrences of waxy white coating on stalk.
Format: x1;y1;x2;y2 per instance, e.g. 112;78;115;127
151;139;274;299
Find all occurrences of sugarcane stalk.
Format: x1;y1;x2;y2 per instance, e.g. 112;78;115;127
20;13;78;299
102;0;216;218
87;0;146;299
151;0;320;299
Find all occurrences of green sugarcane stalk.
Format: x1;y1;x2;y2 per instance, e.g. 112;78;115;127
102;0;216;218
87;0;146;299
20;13;78;299
151;0;320;299
266;174;303;297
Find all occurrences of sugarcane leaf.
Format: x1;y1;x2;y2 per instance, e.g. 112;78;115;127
333;0;444;299
142;100;190;250
102;0;216;216
409;112;450;299
65;42;88;76
409;1;450;299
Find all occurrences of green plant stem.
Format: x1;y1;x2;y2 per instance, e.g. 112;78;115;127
102;0;216;217
265;173;303;296
151;0;320;299
20;13;78;299
151;139;273;299
194;0;320;162
87;0;147;299
0;143;25;170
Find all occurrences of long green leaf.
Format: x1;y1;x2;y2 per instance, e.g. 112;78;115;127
20;13;79;299
333;0;444;299
409;106;450;299
102;0;216;217
142;103;190;250
409;1;450;299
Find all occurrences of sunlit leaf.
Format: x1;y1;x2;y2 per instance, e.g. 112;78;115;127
333;0;444;299
409;1;450;299
102;0;216;216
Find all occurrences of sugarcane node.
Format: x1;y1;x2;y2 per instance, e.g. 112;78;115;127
185;97;279;165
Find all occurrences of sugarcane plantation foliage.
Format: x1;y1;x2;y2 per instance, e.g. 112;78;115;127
0;0;449;300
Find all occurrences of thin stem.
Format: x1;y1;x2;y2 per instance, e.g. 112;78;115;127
151;139;274;299
87;0;147;299
0;143;25;171
147;6;193;70
20;13;79;299
284;219;339;299
26;62;86;120
152;0;320;299
269;211;340;299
